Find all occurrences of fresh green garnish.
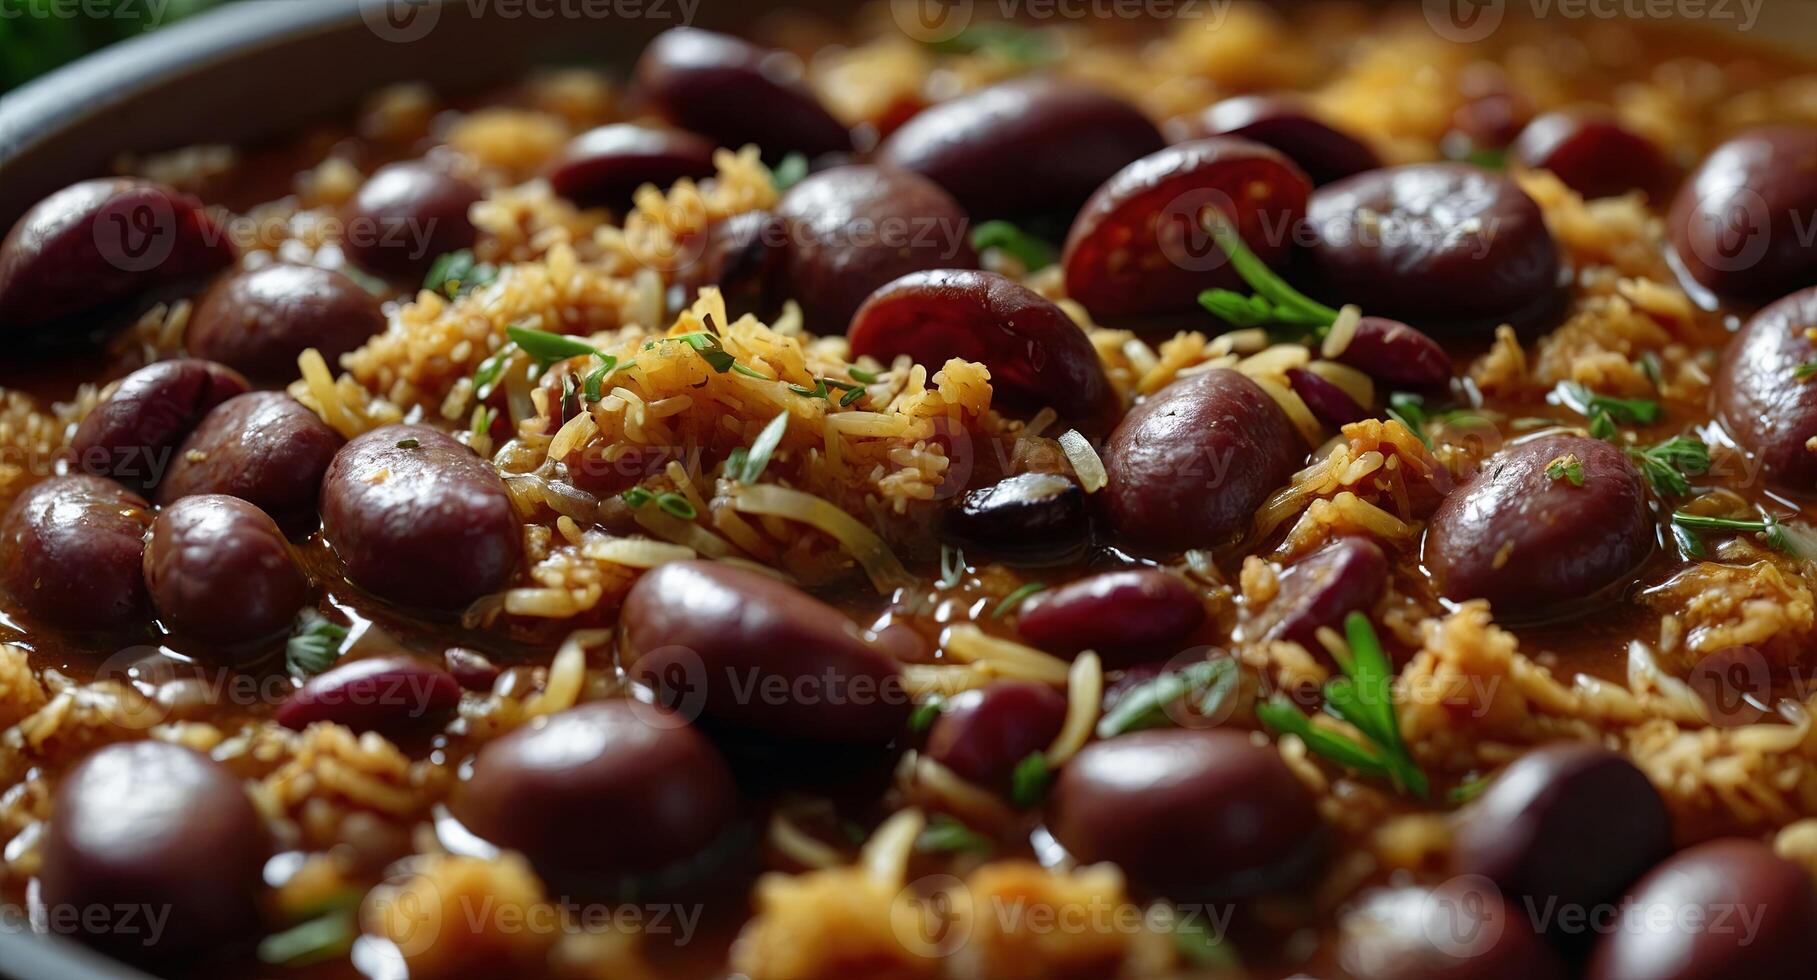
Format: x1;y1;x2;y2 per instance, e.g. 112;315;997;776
286;610;350;678
1009;751;1052;808
621;487;654;509
1628;436;1711;498
990;582;1046;619
1561;381;1660;438
1588;411;1619;440
1170;913;1240;969
1797;361;1817;381
1096;658;1238;739
848;365;881;384
395;437;420;450
672;332;739;374
788;377;866;407
507;324;601;367
471;406;496;440
1545;453;1585;486
256;908;357;967
472;343;518;400
908;696;945;733
423;249;496;301
1673;522;1708;559
939;545;966;589
1447;773;1495;805
732;411;789;485
926;22;1058;66
1256;612;1429;798
770;152;809;191
1464;147;1508;170
1670;511;1817;560
1384;392;1433;449
581;352;620;402
971;219;1057;271
1637;351;1664;390
621;487;697;520
1197;213;1340;332
915;815;993;854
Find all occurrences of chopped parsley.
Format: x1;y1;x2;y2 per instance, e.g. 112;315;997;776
286;610;350;678
770;152;809;191
1545;453;1585;486
1009;751;1052;808
1096;658;1238;739
1670;511;1817;561
907;696;945;733
1560;381;1660;436
423;249;496;300
1627;436;1711;498
915;815;993;854
729;411;789;485
1196;213;1340;332
990;582;1046;619
971;219;1057;271
395;437;420;450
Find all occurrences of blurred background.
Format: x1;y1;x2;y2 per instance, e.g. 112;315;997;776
0;0;227;91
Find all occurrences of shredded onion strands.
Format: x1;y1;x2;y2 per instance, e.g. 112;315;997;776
1046;651;1103;766
861;808;925;886
1058;429;1106;493
728;484;913;593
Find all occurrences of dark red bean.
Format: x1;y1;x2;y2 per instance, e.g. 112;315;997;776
620;560;908;743
321;424;520;609
1715;286;1817;488
0;475;151;630
1100;368;1303;549
277;655;461;736
1062;137;1311;317
0;178;233;329
1050;728;1324;898
1449;67;1534;152
1453;744;1671;931
924;681;1068;788
1336;885;1567;980
69;358;249;491
1586;839;1817;980
848;269;1119;437
1017;569;1205;666
451;700;737;882
1286;367;1367;426
1166;95;1380;185
1304;164;1562;332
1253;537;1389;647
548;123;718;208
876;77;1164;218
1670;126;1817;300
444;647;501;691
1334;316;1454;389
343;161;482;280
186;264;386;382
633;27;851;159
777;166;977;333
945;472;1089;566
145;495;307;650
157;392;342;532
671;209;788;319
1424;435;1652;620
41;741;267;957
1511;110;1670;201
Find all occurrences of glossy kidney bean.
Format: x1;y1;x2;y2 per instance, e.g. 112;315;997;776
342;161;482;280
1337;885;1567;980
1424;435;1652;620
277;655;461;736
548;123;718;208
1016;569;1205;665
620;560;909;743
777;166;977;333
1452;744;1671;932
0;178;234;330
945;472;1089;566
1447;65;1533;152
1286;367;1367;426
41;741;267;957
69;358;249;491
444;647;501;691
848;269;1120;436
924;681;1068;788
451;700;738;882
1253;537;1389;646
0;475;151;629
145;495;307;649
320;424;520;609
1049;728;1324;898
671;209;788;318
1099;368;1303;549
1062;137;1311;317
1511;110;1670;201
1586;839;1817;980
633;27;850;159
1166;95;1380;186
186;263;386;382
1715;286;1817;488
876;77;1164;218
1333;316;1454;389
1304;164;1562;332
1670;126;1817;300
157;391;342;532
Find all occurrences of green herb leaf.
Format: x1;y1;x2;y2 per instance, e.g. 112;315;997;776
395;437;420;450
1544;453;1585;486
770;152;809;191
1384;392;1432;448
990;582;1046;619
286;611;350;678
1561;381;1660;427
738;412;790;485
471;406;496;440
1447;773;1495;805
1202;212;1341;328
1588;410;1619;441
972;219;1057;271
621;487;655;509
1671;511;1817;560
732;362;771;380
1096;658;1238;739
656;491;697;520
1009;751;1052;808
1465;147;1508;170
1637;351;1664;390
939;545;966;589
507;324;600;366
1170;913;1240;969
472;343;518;400
926;22;1057;66
1628;436;1711;498
1256;696;1393;778
423;249;497;300
915;815;993;854
1672;522;1707;559
848;365;881;384
671;332;740;374
257;908;357;967
1798;361;1817;381
908;696;945;733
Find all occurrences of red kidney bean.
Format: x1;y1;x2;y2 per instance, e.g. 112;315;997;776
945;472;1090;566
1336;885;1566;980
1333;316;1454;389
671;209;787;319
145;495;307;650
1286;367;1367;426
847;269;1119;437
0;475;151;629
1453;744;1671;935
451;700;738;882
69;358;249;491
1715;286;1817;488
186;264;386;382
1449;67;1534;151
1050;728;1324;898
633;27;851;159
41;741;268;957
0;178;234;329
1424;434;1652;620
342;161;482;280
876;77;1164;218
924;680;1068;788
1304;164;1562;332
276;655;461;736
1016;569;1205;665
777;165;977;333
1511;110;1670;201
1670;126;1817;300
444;647;501;691
548;123;718;208
1587;839;1817;980
1253;537;1389;647
320;424;520;609
1099;368;1303;549
619;560;909;743
1062;137;1311;317
157;392;342;532
1167;95;1380;186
